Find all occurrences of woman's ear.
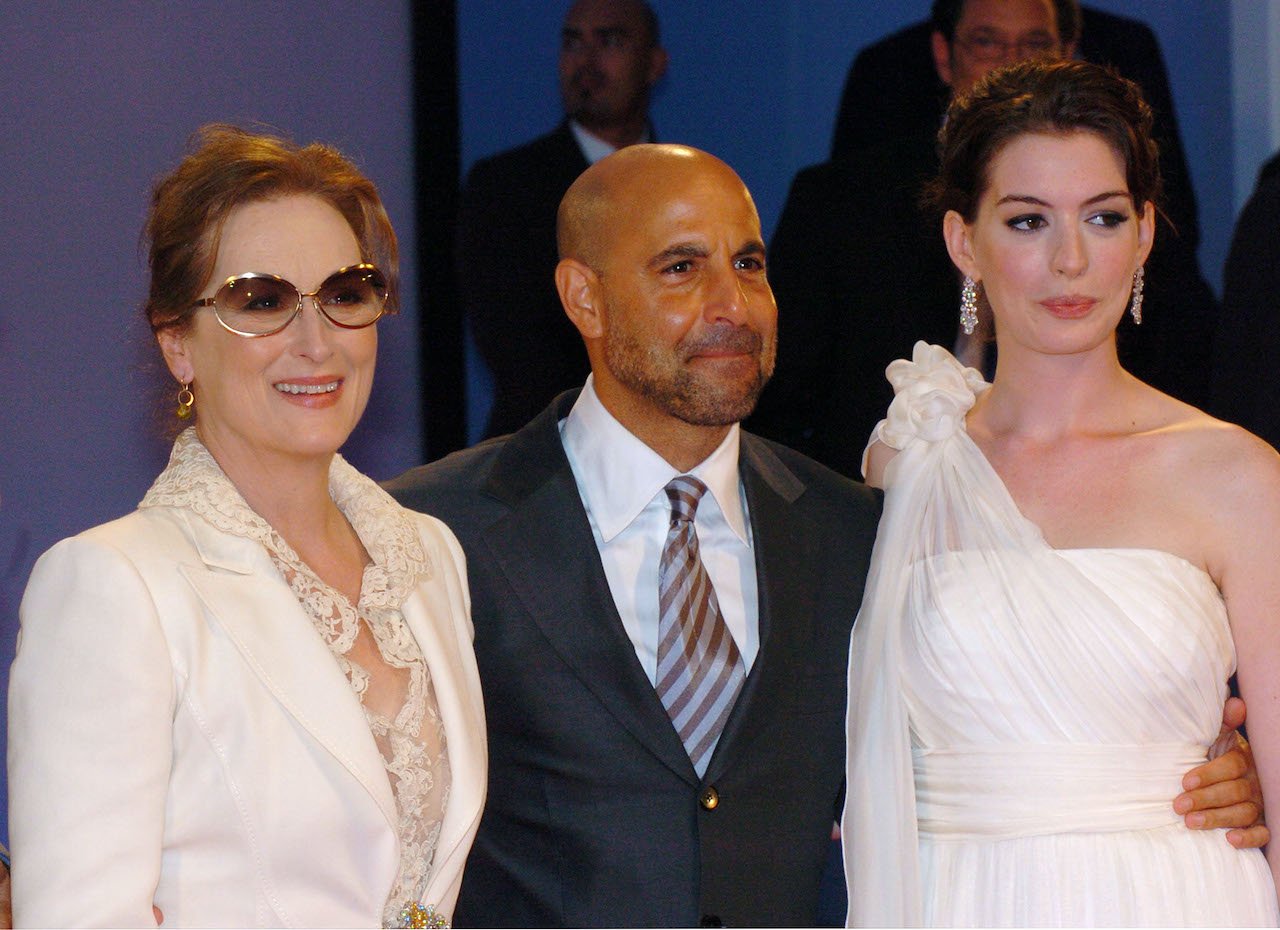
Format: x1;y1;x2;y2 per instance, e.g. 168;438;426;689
943;210;979;282
1136;200;1156;267
156;326;195;384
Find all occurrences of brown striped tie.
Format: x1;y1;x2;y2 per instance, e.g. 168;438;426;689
657;476;745;776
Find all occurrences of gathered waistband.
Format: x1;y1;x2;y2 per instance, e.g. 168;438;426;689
913;742;1205;841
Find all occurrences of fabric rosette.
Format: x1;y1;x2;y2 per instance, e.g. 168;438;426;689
877;341;988;450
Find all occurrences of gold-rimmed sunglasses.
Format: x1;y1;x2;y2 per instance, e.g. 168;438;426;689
194;263;391;337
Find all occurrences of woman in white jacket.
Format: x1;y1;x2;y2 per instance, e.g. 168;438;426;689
8;125;485;928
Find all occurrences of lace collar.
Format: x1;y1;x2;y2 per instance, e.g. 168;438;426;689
140;428;431;606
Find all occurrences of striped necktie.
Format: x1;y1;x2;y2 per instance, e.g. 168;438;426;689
656;475;745;776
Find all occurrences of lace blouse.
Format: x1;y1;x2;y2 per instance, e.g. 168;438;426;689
140;430;450;927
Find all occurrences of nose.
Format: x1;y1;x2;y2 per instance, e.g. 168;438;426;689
288;294;336;361
705;263;750;324
1052;223;1088;278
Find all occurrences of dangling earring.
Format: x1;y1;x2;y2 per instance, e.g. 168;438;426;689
176;382;195;420
960;276;979;336
1129;266;1145;325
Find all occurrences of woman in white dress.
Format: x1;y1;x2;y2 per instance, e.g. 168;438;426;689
8;126;486;928
844;60;1280;926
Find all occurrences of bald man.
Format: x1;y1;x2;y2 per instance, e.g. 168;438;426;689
388;144;881;926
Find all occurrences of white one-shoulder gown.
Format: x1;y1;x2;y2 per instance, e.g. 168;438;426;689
843;343;1279;927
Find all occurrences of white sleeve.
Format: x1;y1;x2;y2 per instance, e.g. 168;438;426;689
8;534;175;928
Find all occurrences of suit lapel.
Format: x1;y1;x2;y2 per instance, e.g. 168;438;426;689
175;512;399;833
705;435;820;781
481;395;696;783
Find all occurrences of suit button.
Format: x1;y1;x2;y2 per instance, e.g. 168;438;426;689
699;786;719;810
700;915;722;927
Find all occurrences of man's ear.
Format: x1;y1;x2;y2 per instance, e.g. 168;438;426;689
156;326;195;385
931;30;955;88
942;209;979;281
646;46;669;87
556;258;605;340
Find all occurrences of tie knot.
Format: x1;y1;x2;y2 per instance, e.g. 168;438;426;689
665;475;707;525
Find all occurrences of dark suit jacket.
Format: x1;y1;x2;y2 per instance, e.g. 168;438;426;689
829;7;1199;245
458;123;591;438
385;392;881;927
1212;151;1280;448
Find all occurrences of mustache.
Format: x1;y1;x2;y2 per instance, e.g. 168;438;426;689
680;325;764;357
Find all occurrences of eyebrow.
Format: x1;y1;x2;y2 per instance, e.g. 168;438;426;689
648;239;766;269
995;190;1130;207
562;25;633;40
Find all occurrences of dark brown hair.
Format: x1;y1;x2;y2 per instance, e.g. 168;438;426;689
927;58;1162;222
144;124;398;335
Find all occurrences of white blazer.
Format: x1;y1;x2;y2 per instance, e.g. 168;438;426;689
8;503;486;928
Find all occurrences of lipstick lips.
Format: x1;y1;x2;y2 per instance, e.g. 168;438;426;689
1040;295;1097;319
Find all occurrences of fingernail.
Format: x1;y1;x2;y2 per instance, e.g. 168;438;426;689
1187;812;1206;828
1173;796;1191;814
1184;775;1201;789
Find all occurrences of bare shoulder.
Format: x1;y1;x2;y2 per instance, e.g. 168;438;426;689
1160;406;1280;498
1154;404;1280;559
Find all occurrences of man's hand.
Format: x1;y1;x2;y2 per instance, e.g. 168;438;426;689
1173;695;1268;848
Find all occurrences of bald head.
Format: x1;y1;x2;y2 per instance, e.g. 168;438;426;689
557;144;754;273
552;143;776;469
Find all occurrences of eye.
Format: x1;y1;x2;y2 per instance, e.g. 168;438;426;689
967;35;1001;54
1087;211;1129;228
323;287;366;306
1007;214;1047;231
734;255;765;272
663;259;694;274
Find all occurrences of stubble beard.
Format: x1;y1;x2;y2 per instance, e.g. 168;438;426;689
603;324;775;427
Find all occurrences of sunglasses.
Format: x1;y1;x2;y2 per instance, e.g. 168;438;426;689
194;263;390;337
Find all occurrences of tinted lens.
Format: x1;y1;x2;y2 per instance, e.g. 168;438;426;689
316;265;388;327
217;275;299;334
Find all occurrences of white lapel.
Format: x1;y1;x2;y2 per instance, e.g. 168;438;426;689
400;570;486;910
174;512;399;835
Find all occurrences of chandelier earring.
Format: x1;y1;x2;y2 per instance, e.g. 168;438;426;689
176;382;195;420
1129;266;1145;325
960;276;979;336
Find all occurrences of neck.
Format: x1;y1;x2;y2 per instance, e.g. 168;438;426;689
195;424;342;546
592;382;732;472
574;114;648;149
977;337;1133;439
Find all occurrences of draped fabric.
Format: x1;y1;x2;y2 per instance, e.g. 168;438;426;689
843;343;1278;927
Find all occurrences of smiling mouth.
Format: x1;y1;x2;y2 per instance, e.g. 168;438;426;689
275;381;340;395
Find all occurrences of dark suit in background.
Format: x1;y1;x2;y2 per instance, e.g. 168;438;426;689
457;123;591;438
830;7;1199;245
386;391;881;927
1212;151;1280;448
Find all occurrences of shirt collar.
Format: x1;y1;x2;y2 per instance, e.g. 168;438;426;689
568;120;652;165
560;376;748;544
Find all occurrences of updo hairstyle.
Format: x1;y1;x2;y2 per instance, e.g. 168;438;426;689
927;58;1162;223
144;124;398;336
